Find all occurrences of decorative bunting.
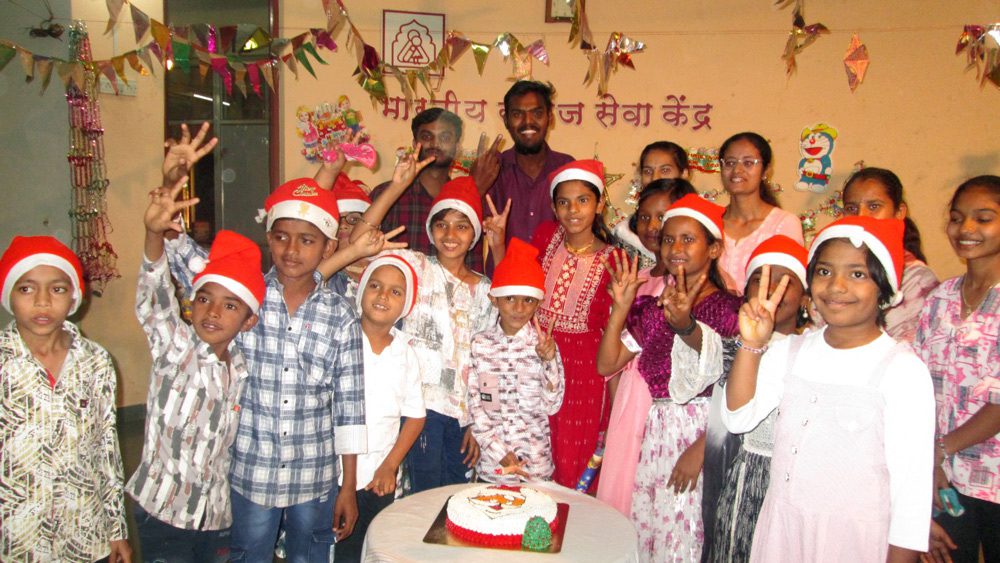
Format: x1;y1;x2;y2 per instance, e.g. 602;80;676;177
471;42;491;75
130;3;150;43
19;49;34;82
36;58;54;93
246;61;262;95
104;0;125;34
448;33;472;65
210;57;232;95
0;45;15;73
259;60;276;92
111;55;128;84
526;40;549;65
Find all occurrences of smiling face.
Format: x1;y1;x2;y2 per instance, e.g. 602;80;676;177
553;180;603;238
502;91;552;155
640;149;684;187
720;138;765;197
10;265;76;340
415;119;460;169
493;294;541;336
745;265;807;334
191;281;258;359
634;191;672;255
843;179;905;220
947;185;1000;265
809;239;882;335
660;216;721;280
360;264;407;329
266;218;337;282
800;132;833;159
430;209;476;261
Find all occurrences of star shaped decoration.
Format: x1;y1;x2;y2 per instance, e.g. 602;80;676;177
844;33;870;92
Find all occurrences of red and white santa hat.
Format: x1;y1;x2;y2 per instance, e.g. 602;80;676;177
490;237;545;300
662;193;726;240
0;236;85;315
333;173;372;215
807;216;905;305
190;230;266;314
548;159;606;196
745;235;809;290
258;178;340;239
356;254;419;321
425;176;483;245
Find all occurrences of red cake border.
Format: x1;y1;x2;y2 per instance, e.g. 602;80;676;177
445;514;561;547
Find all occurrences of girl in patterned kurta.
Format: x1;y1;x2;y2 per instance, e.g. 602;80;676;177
531;160;616;491
916;175;1000;563
598;194;740;561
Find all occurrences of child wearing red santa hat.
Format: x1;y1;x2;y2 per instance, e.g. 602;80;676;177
724;216;935;561
0;235;130;562
467;237;565;484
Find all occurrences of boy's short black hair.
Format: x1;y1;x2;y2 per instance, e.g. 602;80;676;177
806;239;895;326
411;108;463;140
503;80;555;112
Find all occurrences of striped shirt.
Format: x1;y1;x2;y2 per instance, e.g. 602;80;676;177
0;321;127;561
166;234;367;508
127;255;248;529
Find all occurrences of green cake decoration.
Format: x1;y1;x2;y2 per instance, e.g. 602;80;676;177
521;515;552;551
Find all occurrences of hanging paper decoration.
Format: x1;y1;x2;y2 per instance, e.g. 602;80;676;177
798;191;844;237
569;1;644;95
955;24;1000;88
843;34;870;92
776;0;829;75
295;96;372;163
687;147;721;174
794;123;839;192
66;22;120;294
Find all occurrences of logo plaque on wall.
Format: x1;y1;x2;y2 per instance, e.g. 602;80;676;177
382;10;446;77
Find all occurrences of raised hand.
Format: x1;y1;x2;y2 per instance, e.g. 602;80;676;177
162;122;217;185
658;265;708;333
392;143;435;187
346;225;408;260
144;175;198;235
483;194;512;251
737;265;790;348
470;133;503;193
602;248;646;311
533;317;557;361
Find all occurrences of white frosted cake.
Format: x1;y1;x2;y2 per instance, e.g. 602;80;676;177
445;484;559;547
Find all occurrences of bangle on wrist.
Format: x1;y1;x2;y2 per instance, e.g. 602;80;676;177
359;216;380;230
736;337;768;355
672;315;697;336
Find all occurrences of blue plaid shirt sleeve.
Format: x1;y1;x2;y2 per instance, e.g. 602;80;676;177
163;233;206;294
332;306;367;455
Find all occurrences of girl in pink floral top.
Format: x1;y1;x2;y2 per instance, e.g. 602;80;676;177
915;175;1000;563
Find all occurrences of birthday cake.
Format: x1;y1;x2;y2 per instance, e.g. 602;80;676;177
445;484;559;547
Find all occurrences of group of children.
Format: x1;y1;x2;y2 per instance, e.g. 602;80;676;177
0;119;997;563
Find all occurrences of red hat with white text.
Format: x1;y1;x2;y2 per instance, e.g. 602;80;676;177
548;159;606;196
190;230;266;314
258;178;340;239
356;254;419;320
490;238;546;300
662;193;726;241
425;176;483;245
333;173;372;215
807;216;905;305
0;236;85;315
745;235;809;290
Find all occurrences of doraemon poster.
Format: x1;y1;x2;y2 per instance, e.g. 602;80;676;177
795;123;839;192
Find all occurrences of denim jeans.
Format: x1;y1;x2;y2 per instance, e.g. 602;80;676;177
132;500;230;563
332;488;395;563
405;409;471;494
229;486;337;563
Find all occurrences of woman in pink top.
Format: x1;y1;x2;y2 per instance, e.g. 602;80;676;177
717;132;804;294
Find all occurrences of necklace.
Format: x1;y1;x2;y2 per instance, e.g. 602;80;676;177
564;238;596;255
961;277;999;317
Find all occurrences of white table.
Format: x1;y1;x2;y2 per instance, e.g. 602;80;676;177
362;481;639;562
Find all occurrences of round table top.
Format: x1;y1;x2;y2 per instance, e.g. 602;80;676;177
362;481;639;562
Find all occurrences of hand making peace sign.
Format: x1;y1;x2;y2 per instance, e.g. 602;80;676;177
533;317;557;362
657;265;708;333
738;264;791;349
483;194;512;252
391;143;436;187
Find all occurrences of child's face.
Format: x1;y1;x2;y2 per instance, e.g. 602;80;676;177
745;265;807;333
947;185;1000;264
640;149;684;187
809;240;881;331
721;138;765;196
843;179;905;220
360;265;407;328
191;281;258;354
337;212;363;242
267;218;336;280
553;180;603;237
634;192;672;255
492;294;541;336
660;216;721;280
430;209;476;261
10;265;75;339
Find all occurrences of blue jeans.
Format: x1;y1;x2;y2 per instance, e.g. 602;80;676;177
332;488;394;563
132;500;231;563
406;410;470;494
229;487;337;563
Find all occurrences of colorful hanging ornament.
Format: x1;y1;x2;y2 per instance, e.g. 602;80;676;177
777;0;829;76
296;96;373;163
955;23;1000;88
843;33;869;92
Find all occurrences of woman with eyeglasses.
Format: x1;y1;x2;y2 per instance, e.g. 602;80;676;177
717;132;805;295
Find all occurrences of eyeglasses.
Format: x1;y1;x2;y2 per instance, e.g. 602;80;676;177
342;214;362;225
719;158;761;170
